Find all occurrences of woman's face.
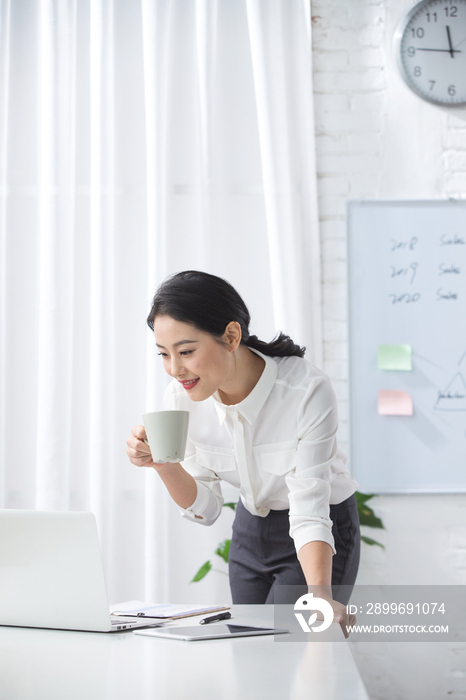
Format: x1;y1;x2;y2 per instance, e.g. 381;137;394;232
153;315;236;402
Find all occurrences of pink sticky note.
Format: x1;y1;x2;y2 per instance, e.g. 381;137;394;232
378;390;413;416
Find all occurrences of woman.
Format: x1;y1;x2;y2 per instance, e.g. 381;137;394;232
126;270;360;629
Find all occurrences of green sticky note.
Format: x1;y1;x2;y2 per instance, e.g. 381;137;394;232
377;344;412;371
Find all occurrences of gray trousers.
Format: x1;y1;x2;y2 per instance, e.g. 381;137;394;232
229;494;361;606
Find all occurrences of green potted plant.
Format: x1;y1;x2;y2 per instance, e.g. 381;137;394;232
191;492;385;583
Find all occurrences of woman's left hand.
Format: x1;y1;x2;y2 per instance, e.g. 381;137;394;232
330;598;356;639
303;584;357;639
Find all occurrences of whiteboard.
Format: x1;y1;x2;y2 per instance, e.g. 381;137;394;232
347;200;466;493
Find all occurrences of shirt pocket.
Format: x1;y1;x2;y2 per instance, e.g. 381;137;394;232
193;444;237;476
253;440;298;476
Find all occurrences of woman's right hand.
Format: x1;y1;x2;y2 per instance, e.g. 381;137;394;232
126;425;164;470
127;426;198;511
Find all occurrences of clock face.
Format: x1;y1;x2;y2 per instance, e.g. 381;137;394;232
394;0;466;106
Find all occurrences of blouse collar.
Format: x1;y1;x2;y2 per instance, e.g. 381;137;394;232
211;347;278;426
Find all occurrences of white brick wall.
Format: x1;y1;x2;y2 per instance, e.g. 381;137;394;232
312;1;466;697
444;116;466;198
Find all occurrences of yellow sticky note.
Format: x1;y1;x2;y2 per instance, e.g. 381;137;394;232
377;344;412;371
378;390;413;416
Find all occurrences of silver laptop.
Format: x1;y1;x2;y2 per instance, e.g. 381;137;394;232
0;509;159;633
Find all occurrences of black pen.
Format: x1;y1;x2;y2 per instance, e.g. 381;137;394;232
200;611;232;625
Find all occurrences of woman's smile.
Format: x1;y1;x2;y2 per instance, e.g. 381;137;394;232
179;377;200;391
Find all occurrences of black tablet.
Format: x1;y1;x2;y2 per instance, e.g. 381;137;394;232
134;623;289;641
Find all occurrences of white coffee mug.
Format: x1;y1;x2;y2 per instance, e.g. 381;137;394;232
142;410;190;463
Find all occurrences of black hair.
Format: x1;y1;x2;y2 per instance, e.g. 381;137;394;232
146;270;305;359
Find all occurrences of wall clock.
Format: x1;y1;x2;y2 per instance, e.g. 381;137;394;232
394;0;466;106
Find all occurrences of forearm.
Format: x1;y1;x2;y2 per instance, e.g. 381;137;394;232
298;540;355;635
297;540;333;590
154;462;198;510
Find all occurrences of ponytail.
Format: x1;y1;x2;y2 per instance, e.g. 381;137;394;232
244;333;305;358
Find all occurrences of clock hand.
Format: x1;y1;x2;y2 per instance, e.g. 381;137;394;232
415;47;461;53
446;25;454;58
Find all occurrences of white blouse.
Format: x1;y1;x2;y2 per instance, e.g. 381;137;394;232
164;348;358;555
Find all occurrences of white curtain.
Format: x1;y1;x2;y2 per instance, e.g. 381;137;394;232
0;0;321;604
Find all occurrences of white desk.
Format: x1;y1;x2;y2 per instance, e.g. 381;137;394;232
0;605;369;700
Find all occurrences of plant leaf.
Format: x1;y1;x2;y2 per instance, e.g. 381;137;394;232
355;491;376;506
215;539;231;564
223;502;237;511
191;560;212;582
361;535;385;549
355;491;385;529
358;505;385;529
